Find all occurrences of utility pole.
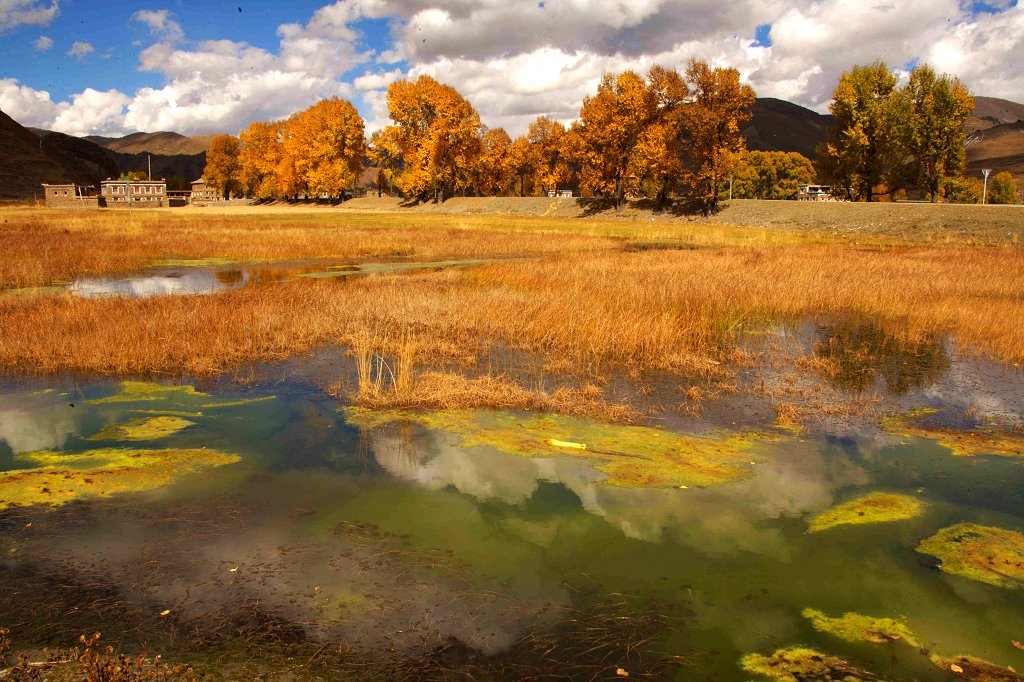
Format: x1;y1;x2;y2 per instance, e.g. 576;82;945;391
981;168;992;205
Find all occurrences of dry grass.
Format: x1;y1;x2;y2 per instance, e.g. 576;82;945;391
1;208;1022;418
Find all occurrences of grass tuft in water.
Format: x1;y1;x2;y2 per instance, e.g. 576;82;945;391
802;608;920;647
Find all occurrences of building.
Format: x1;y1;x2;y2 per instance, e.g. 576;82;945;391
547;189;574;198
797;184;835;201
190;178;219;204
100;178;167;208
41;183;96;209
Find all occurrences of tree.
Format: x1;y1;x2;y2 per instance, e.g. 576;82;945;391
281;97;365;199
892;64;974;202
203;134;241;199
238;121;282;199
817;62;898;202
988;171;1019;205
572;70;653;209
508;135;539;197
367;128;402;197
528;116;573;195
942;176;983;204
628;65;689;205
476;127;515;196
730;151;815;200
382;75;484;202
680;59;756;214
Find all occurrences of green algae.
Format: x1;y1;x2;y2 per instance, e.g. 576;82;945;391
883;409;1024;459
85;381;208;404
0;447;241;510
802;608;919;647
344;408;783;488
200;396;276;408
128;409;205;417
928;653;1023;681
808;492;925;532
87;416;195;442
740;647;876;681
916;523;1024;589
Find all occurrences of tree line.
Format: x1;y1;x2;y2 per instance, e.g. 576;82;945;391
202;59;1017;209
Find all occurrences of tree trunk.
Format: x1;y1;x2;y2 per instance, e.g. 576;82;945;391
615;177;624;211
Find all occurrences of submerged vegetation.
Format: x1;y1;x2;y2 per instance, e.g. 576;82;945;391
884;409;1024;459
345;407;782;488
916;523;1024;588
807;492;925;532
740;647;881;681
87;416;196;442
0;447;241;510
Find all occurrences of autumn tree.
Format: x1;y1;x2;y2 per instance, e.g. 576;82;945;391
680;59;756;214
988;171;1019;204
238;121;282;199
527;116;573;195
572;70;653;209
281;97;365;199
203;134;242;199
367;128;402;197
508;135;539;196
382;75;483;202
628;65;688;205
476;127;516;196
889;64;974;202
730;151;815;199
818;62;899;202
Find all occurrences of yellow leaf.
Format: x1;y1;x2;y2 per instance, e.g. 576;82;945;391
228;567;238;572
950;663;964;673
546;439;586;450
616;669;629;678
159;609;170;617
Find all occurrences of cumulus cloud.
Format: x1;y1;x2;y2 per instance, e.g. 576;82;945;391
0;0;57;32
0;77;58;126
66;40;93;60
33;33;51;50
3;0;1024;138
132;9;185;43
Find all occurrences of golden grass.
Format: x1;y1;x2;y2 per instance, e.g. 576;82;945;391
1;241;1022;385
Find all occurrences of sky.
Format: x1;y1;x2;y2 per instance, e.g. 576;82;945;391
0;0;1021;138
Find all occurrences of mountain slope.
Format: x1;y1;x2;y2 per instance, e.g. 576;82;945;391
741;98;835;160
86;131;212;156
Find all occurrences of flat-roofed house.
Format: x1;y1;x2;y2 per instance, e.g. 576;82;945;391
42;183;96;208
190;178;219;204
100;178;167;208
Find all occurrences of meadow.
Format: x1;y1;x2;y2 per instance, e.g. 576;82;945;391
1;202;1022;421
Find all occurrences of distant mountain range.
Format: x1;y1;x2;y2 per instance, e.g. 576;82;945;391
1;95;1021;199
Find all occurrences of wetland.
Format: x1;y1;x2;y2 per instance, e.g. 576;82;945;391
0;205;1023;680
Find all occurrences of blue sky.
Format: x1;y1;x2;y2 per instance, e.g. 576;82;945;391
1;0;1021;137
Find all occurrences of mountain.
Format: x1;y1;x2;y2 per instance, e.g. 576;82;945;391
85;131;213;156
966;120;1024;181
966;96;1024;133
0;108;119;199
105;149;207;186
741;98;835;160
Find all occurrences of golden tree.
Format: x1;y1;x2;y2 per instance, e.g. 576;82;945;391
730;151;815;199
476;127;516;196
238;121;282;199
508;134;539;196
572;70;652;209
367;128;402;197
891;64;974;202
382;75;483;202
680;59;756;214
817;61;899;202
627;65;688;205
281;97;365;199
203;134;242;199
528;116;573;195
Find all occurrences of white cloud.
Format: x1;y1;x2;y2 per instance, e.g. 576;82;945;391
33;33;51;50
0;0;57;32
0;77;58;126
132;9;185;43
51;88;130;136
67;40;93;60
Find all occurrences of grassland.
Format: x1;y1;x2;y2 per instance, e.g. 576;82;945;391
1;202;1022;422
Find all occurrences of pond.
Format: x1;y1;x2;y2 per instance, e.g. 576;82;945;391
1;370;1023;679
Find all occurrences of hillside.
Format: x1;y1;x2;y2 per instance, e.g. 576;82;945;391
85;131;212;156
966;120;1024;182
741;98;834;159
0;108;118;199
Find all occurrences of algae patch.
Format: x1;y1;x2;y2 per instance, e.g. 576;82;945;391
808;492;925;532
884;409;1024;459
84;381;275;410
740;647;876;681
802;608;919;647
916;523;1024;589
0;447;241;510
87;416;195;441
344;408;782;488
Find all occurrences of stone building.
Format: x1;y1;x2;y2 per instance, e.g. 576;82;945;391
190;178;219;204
42;183;96;208
100;178;167;208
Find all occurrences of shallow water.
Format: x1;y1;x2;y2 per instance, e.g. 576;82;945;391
1;376;1023;679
